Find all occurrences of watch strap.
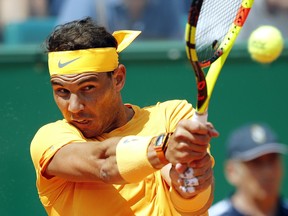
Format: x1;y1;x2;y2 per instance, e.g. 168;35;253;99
153;133;173;165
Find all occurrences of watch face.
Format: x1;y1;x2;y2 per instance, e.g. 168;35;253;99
155;134;165;147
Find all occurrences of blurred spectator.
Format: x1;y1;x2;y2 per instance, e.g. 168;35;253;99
237;0;288;41
0;0;64;43
0;0;32;42
0;0;61;24
107;0;183;40
56;0;119;27
0;0;44;22
48;0;66;17
209;122;288;216
56;0;184;40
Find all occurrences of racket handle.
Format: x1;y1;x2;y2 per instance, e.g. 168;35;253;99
192;112;208;124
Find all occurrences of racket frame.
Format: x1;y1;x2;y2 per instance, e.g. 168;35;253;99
185;0;254;122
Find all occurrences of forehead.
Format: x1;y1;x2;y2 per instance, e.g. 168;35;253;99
246;153;280;163
50;72;104;85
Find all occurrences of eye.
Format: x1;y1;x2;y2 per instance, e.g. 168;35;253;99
81;85;96;92
54;88;70;97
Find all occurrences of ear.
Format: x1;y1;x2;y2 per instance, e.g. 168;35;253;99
225;160;240;186
113;64;126;92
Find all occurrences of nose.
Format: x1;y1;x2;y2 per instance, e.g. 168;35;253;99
68;94;84;113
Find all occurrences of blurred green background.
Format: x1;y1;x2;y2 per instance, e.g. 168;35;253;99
0;41;287;215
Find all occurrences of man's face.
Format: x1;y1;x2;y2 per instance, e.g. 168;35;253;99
267;0;288;11
50;70;124;138
228;153;283;200
124;0;148;15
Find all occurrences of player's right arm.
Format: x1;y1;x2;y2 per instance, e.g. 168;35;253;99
44;136;162;184
45;137;123;183
31;119;217;185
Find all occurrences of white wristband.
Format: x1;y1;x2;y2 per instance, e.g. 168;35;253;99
116;136;156;183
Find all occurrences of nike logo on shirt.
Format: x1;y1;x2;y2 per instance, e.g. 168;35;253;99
58;57;80;68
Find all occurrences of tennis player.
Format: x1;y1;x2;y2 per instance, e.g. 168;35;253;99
30;17;219;216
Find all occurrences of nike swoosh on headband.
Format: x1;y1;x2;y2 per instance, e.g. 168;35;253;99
58;57;81;68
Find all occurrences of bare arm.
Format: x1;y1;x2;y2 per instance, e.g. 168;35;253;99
45;137;121;183
45;136;164;184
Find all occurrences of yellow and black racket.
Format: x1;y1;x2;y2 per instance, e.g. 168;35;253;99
186;0;254;123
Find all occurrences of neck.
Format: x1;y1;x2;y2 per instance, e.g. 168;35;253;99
232;191;279;216
103;100;134;134
124;104;134;122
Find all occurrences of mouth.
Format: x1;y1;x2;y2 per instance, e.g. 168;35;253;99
71;119;90;125
70;119;97;138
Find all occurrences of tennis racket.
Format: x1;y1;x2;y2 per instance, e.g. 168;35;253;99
185;0;254;123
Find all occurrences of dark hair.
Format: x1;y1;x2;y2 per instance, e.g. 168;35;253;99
45;17;118;52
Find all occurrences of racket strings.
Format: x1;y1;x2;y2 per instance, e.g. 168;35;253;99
195;0;242;65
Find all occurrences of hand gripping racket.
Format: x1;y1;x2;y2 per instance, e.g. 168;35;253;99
186;0;254;123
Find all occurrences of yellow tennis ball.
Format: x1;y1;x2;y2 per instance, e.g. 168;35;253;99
248;25;284;64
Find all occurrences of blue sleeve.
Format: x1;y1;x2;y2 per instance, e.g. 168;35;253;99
158;0;184;39
56;0;97;25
